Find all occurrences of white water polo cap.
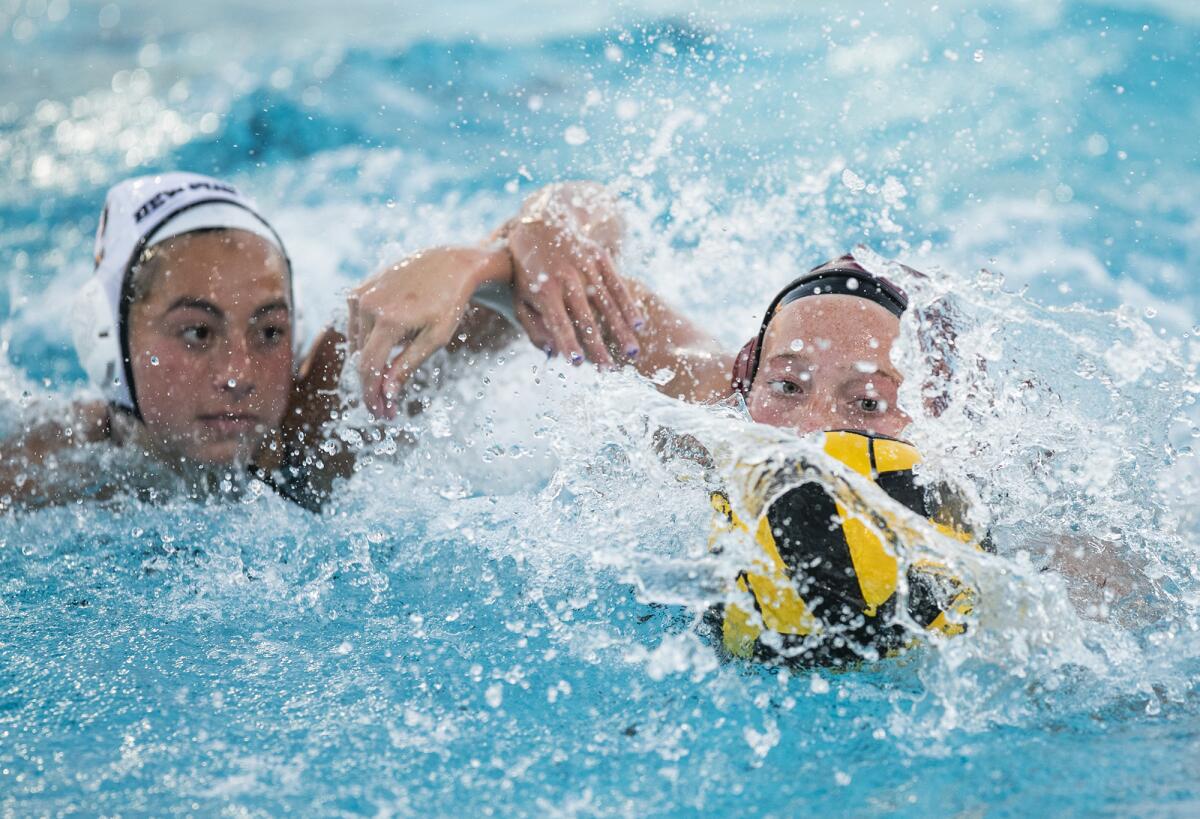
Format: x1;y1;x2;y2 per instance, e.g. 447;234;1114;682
72;172;291;414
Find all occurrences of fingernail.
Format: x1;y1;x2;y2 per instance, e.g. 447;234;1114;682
570;352;583;365
543;345;554;359
633;319;645;332
625;346;639;358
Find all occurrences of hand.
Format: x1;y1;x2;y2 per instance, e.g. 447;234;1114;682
348;247;499;419
507;212;646;368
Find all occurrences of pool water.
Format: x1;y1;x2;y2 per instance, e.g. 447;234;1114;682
2;0;1199;814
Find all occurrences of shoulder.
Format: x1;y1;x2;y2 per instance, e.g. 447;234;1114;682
7;400;112;454
279;326;347;449
297;327;347;388
266;328;353;506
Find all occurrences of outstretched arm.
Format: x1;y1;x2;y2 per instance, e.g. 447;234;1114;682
613;278;735;404
342;181;737;418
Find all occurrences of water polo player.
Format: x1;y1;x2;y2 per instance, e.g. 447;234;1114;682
353;181;985;667
493;181;918;437
0;174;643;512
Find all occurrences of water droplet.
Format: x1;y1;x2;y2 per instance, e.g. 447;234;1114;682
1088;133;1109;156
226;379;237;388
845;277;859;291
841;168;866;192
485;683;503;708
149;356;159;366
1144;306;1157;318
973;50;984;63
98;3;120;28
564;125;589;146
789;338;805;352
977;268;1006;291
854;360;878;374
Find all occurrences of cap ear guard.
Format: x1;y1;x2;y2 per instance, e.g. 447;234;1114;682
731;336;759;397
71;276;132;408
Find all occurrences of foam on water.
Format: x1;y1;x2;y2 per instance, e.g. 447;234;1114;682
2;0;1199;813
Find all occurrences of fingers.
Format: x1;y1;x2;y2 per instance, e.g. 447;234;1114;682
346;292;361;354
583;259;639;360
595;251;646;332
357;312;375;358
516;301;554;356
356;323;402;419
512;234;642;367
379;330;442;420
348;289;376;356
563;277;614;367
538;285;586;365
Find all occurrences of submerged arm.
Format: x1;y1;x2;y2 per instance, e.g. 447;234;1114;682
0;402;114;511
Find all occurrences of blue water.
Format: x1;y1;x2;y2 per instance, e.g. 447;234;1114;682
2;0;1199;814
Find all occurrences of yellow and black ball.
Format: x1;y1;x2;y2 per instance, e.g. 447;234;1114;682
709;430;985;668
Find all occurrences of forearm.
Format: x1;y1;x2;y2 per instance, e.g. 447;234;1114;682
503;181;625;259
372;245;512;301
443;245;520;348
621;279;734;404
